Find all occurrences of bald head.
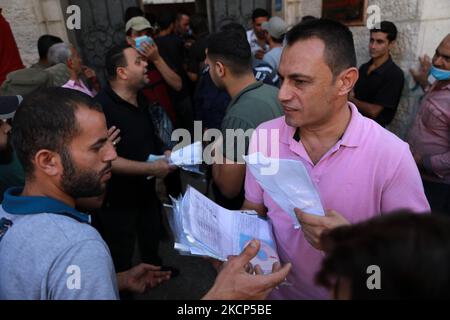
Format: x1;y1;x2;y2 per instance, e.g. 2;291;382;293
433;34;450;71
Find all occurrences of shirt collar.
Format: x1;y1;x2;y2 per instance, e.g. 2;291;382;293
2;187;91;224
366;55;394;75
105;84;146;111
281;102;363;148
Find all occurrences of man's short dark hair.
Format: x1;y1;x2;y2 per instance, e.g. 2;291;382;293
11;88;103;177
105;45;130;80
370;21;398;42
158;11;176;30
286;18;356;79
207;30;252;76
316;211;450;299
176;11;190;21
37;35;63;60
252;8;270;21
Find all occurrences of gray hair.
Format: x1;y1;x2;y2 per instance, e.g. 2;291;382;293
47;43;72;66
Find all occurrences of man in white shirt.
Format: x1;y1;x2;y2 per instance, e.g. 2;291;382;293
246;8;270;60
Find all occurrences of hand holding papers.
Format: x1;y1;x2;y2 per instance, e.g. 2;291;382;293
167;186;280;274
244;153;325;229
147;142;204;176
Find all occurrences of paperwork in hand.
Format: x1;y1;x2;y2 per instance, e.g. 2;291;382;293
147;141;204;175
167;186;279;274
244;153;325;229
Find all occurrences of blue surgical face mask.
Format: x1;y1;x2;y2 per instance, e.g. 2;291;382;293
430;65;450;81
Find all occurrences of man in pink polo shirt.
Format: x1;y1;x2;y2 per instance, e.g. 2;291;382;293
243;19;430;300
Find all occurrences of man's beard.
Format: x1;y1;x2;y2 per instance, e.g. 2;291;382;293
60;147;110;199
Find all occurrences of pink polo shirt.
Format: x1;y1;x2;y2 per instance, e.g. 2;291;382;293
245;102;430;300
62;79;96;97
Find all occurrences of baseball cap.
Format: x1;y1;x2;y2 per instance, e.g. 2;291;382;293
0;96;22;120
262;16;288;39
125;16;152;33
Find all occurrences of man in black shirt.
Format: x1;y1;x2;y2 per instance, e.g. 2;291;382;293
155;12;194;133
94;45;175;274
350;21;404;127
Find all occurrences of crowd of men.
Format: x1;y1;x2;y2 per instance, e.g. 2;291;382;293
0;6;449;300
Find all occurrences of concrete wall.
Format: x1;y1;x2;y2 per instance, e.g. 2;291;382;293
1;0;68;67
275;0;450;140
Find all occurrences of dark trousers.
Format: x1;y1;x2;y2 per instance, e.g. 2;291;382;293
423;179;450;215
96;199;164;272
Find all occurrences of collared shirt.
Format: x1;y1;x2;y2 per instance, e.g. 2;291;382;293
62;79;96;97
245;103;430;300
94;85;165;208
0;188;118;300
408;82;450;184
246;29;269;58
354;56;405;127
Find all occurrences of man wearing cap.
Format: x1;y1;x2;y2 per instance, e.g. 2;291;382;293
125;16;182;93
262;16;288;72
0;96;24;203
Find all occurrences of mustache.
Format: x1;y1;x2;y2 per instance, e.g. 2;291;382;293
100;162;112;176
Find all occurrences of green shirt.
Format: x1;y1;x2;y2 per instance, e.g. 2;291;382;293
221;81;283;162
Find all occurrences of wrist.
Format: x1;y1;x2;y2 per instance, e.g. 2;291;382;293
116;271;128;291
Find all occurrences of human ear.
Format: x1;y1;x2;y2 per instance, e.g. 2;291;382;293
336;67;359;96
34;150;62;177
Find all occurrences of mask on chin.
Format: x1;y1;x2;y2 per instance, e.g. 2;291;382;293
429;65;450;82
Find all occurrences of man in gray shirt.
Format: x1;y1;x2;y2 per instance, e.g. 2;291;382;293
0;88;290;300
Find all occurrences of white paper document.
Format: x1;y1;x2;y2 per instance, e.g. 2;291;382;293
147;141;203;175
244;153;325;229
167;186;279;273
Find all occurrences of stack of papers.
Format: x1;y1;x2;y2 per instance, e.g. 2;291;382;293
167;186;280;274
244;153;325;229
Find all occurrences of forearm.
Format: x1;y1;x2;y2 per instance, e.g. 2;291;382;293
350;97;383;119
112;156;158;176
423;151;450;178
212;162;245;199
153;58;182;92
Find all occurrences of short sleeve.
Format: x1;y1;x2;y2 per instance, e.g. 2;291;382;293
47;239;119;300
381;146;431;214
244;130;265;205
221;116;254;163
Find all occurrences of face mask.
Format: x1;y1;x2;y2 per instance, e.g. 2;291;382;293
430;65;450;81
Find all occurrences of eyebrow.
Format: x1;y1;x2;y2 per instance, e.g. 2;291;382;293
282;73;314;81
436;49;450;60
90;137;108;149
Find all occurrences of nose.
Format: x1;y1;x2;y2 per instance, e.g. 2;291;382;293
103;142;118;163
278;81;293;104
433;54;444;68
143;59;148;69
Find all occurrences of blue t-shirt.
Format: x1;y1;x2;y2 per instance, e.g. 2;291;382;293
0;188;119;300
